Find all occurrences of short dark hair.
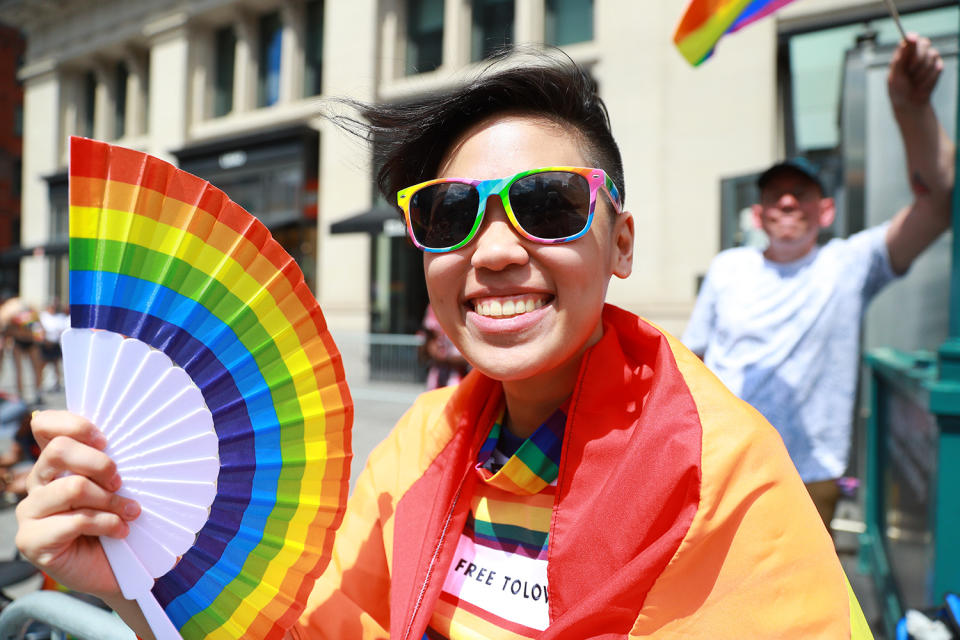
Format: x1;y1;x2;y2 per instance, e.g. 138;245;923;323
334;49;625;208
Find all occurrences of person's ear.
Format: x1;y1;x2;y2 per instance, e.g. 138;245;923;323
751;203;764;229
818;197;836;228
611;212;634;279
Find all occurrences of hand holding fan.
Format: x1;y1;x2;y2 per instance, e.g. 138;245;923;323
66;136;353;639
62;328;218;639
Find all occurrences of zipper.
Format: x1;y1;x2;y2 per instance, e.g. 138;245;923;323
401;477;466;640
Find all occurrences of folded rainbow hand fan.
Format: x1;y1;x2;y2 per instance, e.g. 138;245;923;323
65;136;353;639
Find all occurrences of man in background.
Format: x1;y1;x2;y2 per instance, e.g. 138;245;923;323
682;34;955;528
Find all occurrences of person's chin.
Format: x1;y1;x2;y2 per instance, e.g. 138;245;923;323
460;323;560;382
466;344;557;383
769;233;809;248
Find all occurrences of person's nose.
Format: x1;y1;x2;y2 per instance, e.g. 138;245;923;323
776;191;800;211
469;196;529;271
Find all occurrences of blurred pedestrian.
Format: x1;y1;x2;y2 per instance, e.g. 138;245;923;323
682;34;954;529
418;304;469;389
38;299;69;392
0;298;44;405
0;391;33;505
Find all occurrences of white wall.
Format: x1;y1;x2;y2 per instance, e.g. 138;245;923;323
19;66;60;307
146;18;192;162
600;4;778;336
315;0;378;333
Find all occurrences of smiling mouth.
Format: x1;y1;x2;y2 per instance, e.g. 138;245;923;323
472;296;550;318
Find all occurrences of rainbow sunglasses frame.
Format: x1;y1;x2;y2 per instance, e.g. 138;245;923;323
396;166;623;253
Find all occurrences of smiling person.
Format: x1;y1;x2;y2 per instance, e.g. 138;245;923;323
18;53;873;639
682;34;954;530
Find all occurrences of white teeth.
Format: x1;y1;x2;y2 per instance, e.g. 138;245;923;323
474;297;547;318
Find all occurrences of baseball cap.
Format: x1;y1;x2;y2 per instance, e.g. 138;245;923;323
757;157;825;194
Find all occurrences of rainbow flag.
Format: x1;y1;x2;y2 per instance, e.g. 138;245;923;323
674;0;799;66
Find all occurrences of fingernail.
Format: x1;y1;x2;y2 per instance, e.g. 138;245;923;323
109;474;122;491
91;433;108;449
123;501;140;519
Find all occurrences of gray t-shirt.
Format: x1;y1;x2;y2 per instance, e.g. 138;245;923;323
682;224;897;482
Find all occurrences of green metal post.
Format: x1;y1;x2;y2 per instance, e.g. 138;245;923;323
860;19;960;626
859;371;882;575
942;9;960;348
859;368;902;639
931;416;960;601
927;8;960;604
949;21;960;343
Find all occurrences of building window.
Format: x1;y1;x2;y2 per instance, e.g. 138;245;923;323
12;160;20;199
784;4;958;154
143;56;151;131
471;0;513;62
406;0;443;75
214;25;236;117
258;11;283;107
305;0;324;96
51;202;68;241
545;0;593;46
81;71;96;138
114;61;128;138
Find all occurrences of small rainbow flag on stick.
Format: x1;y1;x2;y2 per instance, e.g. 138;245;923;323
674;0;800;66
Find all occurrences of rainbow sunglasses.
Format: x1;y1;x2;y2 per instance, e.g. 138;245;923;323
396;166;623;253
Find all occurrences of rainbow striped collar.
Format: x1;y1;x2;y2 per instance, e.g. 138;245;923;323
475;403;567;495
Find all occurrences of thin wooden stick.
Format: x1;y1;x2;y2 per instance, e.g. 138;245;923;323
881;0;908;41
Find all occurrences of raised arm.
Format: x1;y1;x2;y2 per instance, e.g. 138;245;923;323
885;34;956;275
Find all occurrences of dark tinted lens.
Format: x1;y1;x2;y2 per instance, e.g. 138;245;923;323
508;172;591;240
409;182;480;249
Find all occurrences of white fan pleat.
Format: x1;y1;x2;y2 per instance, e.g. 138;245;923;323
107;371;205;452
124;520;180;577
82;331;124;421
118;485;212;534
98;349;174;442
111;430;217;470
109;408;213;460
61;329;92;413
113;456;222;481
60;328;218;589
94;338;152;429
119;477;216;512
131;503;199;553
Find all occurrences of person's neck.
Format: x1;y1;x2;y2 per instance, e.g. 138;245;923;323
501;355;583;440
762;241;816;264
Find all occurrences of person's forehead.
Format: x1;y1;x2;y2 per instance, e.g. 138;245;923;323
438;114;588;177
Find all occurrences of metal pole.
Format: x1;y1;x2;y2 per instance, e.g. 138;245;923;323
949;8;960;343
929;18;960;601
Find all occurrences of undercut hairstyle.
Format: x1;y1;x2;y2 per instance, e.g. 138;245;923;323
333;49;625;208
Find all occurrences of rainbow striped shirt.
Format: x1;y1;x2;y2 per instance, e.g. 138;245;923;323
426;404;566;639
